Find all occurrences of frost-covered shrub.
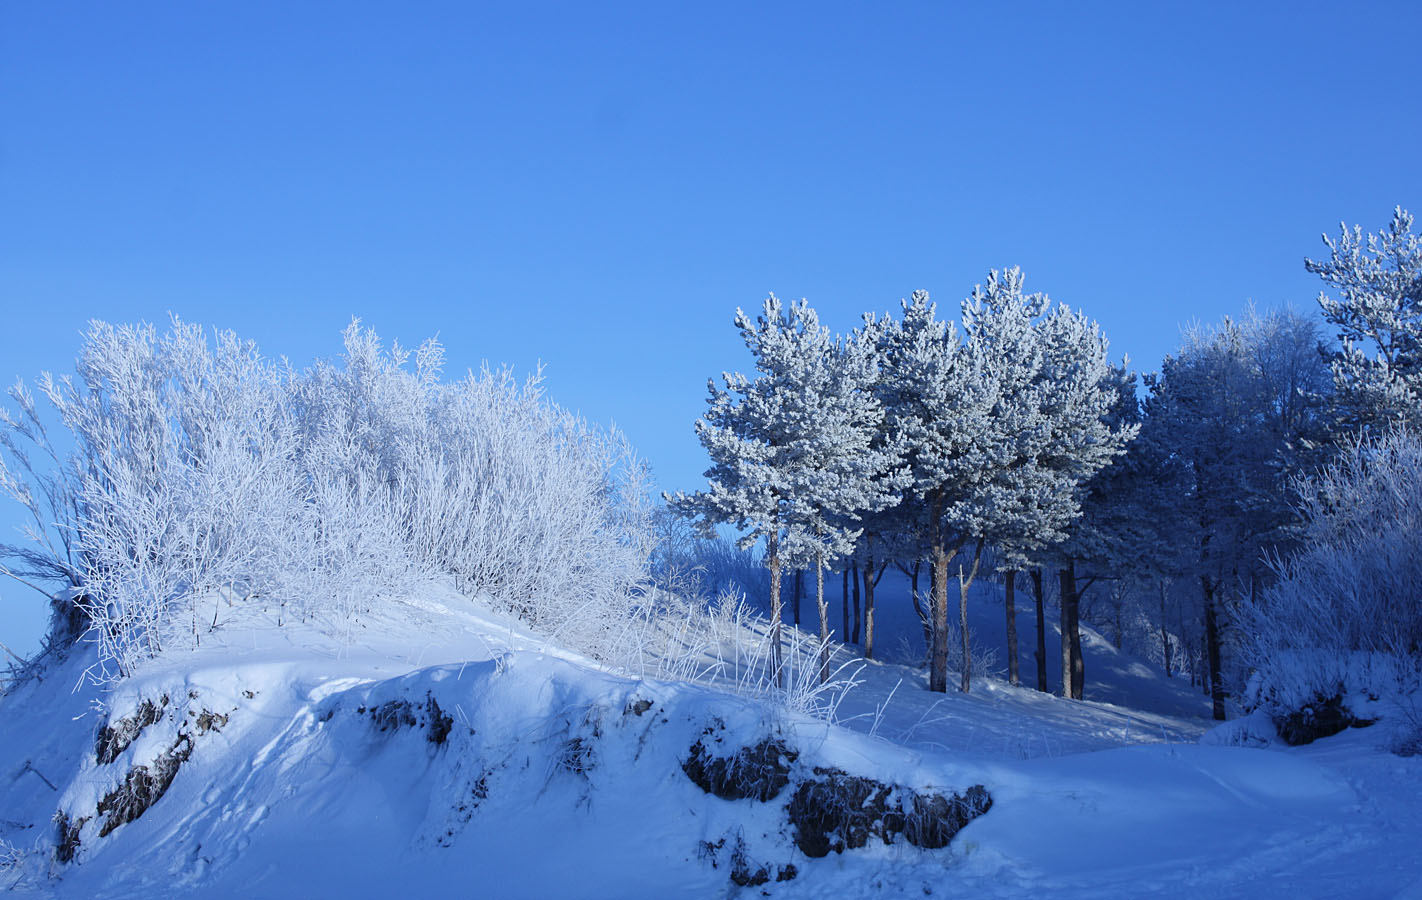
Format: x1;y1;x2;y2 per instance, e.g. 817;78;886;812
1236;427;1422;724
292;322;654;658
0;318;653;677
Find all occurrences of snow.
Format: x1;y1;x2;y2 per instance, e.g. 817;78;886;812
3;583;1421;898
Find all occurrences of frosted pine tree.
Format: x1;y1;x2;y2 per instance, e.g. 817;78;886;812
781;316;908;681
881;271;1131;694
950;272;1130;693
670;296;901;685
1308;207;1422;428
876;289;996;693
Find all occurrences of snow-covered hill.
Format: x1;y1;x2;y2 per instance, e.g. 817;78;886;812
3;587;1421;898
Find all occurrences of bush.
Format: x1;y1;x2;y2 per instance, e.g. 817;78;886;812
0;318;654;678
1236;427;1422;726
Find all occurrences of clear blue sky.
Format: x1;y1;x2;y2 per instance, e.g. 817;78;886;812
2;2;1419;655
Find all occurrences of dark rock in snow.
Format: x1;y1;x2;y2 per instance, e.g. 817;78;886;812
787;769;992;857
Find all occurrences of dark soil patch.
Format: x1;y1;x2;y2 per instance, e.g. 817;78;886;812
95;696;169;765
701;834;797;888
52;813;87;864
902;784;993;850
96;734;193;837
193;709;228;735
1274;694;1366;746
787;770;895;857
560;737;595;776
359;692;453;745
425;695;453;745
682;734;798;802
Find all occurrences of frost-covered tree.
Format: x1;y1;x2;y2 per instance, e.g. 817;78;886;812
1044;363;1149;699
876;289;995;692
669;296;856;684
1140;308;1331;718
779;320;907;681
877;270;1127;693
975;289;1135;698
1308;207;1422;428
829;314;914;663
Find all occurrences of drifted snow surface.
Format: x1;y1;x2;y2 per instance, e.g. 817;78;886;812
1;586;1420;898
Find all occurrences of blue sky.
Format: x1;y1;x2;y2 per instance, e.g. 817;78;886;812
2;2;1419;654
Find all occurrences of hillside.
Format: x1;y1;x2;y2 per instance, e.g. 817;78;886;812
3;584;1420;898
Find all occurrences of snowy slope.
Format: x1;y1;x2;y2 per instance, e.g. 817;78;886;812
2;587;1420;898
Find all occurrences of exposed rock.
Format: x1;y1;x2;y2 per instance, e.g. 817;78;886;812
787;768;992;857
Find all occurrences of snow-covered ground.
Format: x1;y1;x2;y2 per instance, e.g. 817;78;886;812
2;583;1420;898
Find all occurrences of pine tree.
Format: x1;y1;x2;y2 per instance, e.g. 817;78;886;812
1308;207;1422;428
779;314;906;683
876;289;995;693
670;296;903;685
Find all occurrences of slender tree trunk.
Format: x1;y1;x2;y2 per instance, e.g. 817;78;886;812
1005;570;1019;686
816;552;830;684
851;562;862;645
842;568;850;644
916;560;933;651
1202;576;1226;720
958;559;977;693
1059;563;1083;700
863;551;877;660
792;569;803;626
929;495;949;693
1159;581;1173;679
768;531;784;689
1032;568;1048;693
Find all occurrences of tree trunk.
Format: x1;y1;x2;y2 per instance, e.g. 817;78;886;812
792;569;803;626
1059;563;1083;700
1005;570;1019;686
842;568;850;644
851;561;862;645
910;560;931;656
1159;581;1173;679
956;543;983;693
929;495;949;693
1202;577;1226;720
816;552;830;684
863;551;877;660
768;531;783;689
1032;569;1048;693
